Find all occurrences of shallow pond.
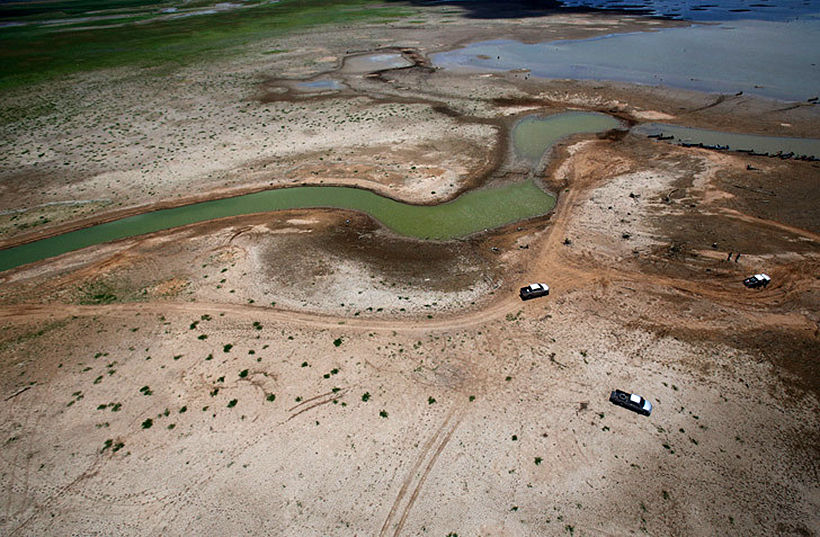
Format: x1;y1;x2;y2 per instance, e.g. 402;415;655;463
295;79;345;91
432;18;820;102
512;112;622;161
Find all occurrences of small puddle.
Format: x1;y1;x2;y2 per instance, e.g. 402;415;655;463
295;79;344;91
513;111;622;161
341;53;413;74
634;123;820;159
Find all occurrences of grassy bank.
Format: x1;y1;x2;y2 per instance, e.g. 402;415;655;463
0;0;410;90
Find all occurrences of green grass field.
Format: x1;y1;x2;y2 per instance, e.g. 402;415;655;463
0;0;410;90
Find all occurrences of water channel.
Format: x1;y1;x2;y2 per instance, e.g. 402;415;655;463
634;123;820;159
2;111;622;272
2;110;817;273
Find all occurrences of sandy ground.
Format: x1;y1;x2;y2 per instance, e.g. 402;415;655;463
0;4;818;537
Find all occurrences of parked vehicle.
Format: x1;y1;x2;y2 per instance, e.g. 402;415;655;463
519;283;549;301
743;273;771;288
609;389;652;416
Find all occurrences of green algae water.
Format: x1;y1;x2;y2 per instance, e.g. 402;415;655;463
0;181;554;272
512;111;622;161
1;111;626;272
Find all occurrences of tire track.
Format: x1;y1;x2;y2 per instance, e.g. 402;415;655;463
287;389;348;421
379;404;464;537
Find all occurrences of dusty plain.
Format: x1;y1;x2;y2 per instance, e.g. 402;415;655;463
0;4;818;537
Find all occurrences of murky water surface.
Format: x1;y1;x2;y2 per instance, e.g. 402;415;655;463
432;18;820;101
555;0;817;21
0;182;555;272
634;124;820;158
513;112;623;161
295;79;344;91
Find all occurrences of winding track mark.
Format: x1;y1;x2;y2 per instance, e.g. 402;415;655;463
379;404;464;537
